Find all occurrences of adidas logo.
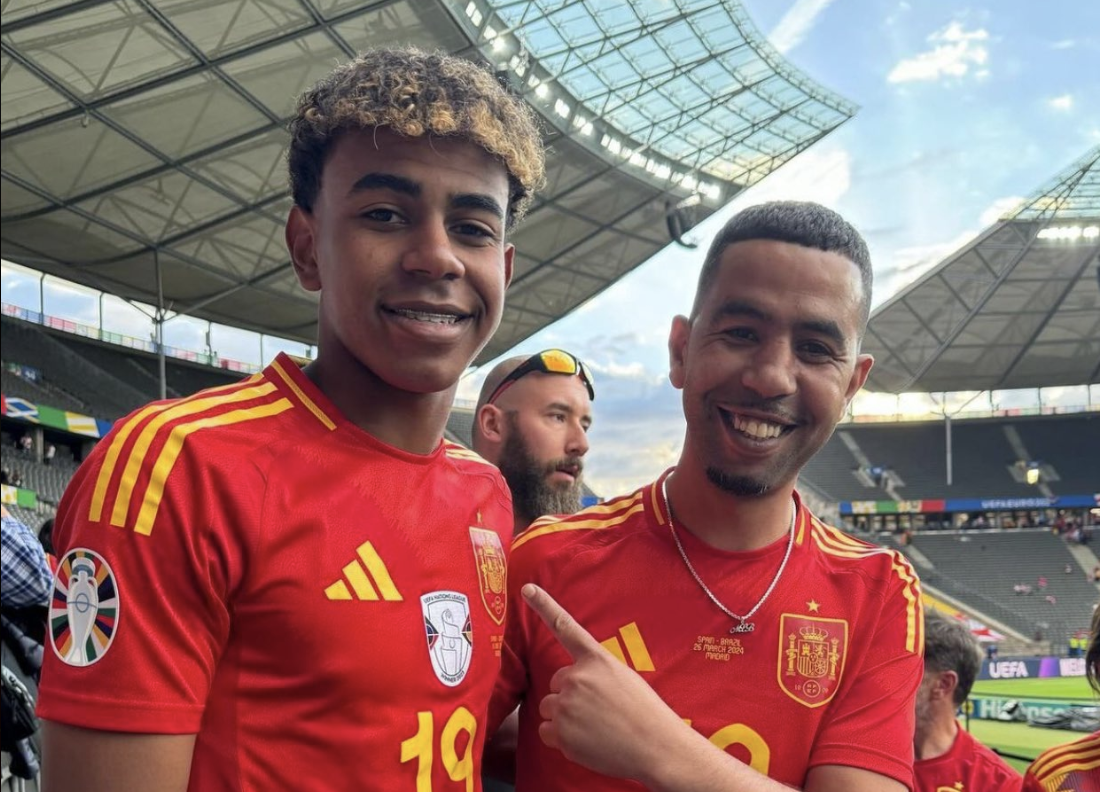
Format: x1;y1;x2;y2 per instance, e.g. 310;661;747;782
600;622;655;672
325;541;402;601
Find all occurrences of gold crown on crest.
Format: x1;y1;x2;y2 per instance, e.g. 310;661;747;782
799;625;829;642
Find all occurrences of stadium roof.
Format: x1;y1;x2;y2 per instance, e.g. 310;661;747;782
863;145;1100;394
1;0;854;363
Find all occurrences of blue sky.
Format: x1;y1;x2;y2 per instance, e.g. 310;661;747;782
3;0;1098;496
453;0;1100;495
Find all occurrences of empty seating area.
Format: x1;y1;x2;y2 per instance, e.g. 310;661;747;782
2;315;242;420
802;414;1099;500
1014;413;1100;493
907;530;1098;643
1;446;80;506
2;316;147;419
1;365;87;414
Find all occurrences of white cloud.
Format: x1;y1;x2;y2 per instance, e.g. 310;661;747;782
769;0;836;55
1048;94;1074;112
1050;39;1076;50
887;21;989;84
727;145;852;209
980;195;1024;226
876;194;1023;303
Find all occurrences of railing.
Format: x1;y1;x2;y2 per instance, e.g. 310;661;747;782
842;403;1098;424
2;302;261;374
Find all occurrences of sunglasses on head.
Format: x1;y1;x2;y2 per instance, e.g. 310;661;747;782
486;349;596;405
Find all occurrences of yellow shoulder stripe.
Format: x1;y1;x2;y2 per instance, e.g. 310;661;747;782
109;382;279;528
809;522;924;655
270;357;336;431
1030;737;1100;779
132;398;293;535
444;445;496;467
89;376;262;522
513;493;644;551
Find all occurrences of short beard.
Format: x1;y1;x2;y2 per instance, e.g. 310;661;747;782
706;466;770;497
498;421;584;529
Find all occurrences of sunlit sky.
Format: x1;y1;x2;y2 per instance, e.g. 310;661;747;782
2;0;1098;496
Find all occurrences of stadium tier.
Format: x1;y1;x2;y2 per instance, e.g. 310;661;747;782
801;413;1100;502
2;314;240;419
900;530;1099;648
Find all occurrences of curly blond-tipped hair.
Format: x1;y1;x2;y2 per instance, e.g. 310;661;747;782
288;48;545;225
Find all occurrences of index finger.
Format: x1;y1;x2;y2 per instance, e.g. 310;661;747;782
522;583;602;660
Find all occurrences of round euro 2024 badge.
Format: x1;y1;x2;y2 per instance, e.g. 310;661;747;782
49;548;119;667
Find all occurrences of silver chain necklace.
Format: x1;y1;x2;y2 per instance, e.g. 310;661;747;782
661;476;795;635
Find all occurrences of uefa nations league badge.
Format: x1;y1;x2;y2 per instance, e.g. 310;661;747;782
421;591;472;686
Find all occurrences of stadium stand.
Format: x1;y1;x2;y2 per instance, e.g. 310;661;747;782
1;451;78;509
1013;414;1100;493
900;530;1098;647
1;315;241;418
1;316;147;419
803;414;1100;501
0;365;86;415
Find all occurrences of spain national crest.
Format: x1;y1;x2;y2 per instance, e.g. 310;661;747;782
469;527;507;625
777;614;848;708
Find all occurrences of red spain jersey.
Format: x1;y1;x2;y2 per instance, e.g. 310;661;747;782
491;470;924;790
1023;731;1100;792
37;353;513;792
914;724;1022;792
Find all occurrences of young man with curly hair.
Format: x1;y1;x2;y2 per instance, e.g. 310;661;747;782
37;48;544;792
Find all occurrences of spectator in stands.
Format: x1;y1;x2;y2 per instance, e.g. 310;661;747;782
37;517;57;575
0;466;9;485
1023;605;1100;791
17;434;31;454
490;202;924;791
472;350;594;792
1038;574;1048;590
1;505;52;609
43;443;55;466
36;47;546;792
472;350;594;534
1092;564;1100;583
913;609;1022;792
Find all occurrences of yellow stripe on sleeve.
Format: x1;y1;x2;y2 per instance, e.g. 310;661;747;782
131;398;293;535
110;383;277;528
89;376;262;522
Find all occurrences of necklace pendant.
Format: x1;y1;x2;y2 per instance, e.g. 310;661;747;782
730;620;755;634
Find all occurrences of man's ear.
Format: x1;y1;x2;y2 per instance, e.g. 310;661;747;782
287;205;321;292
932;669;959;702
476;404;507;445
842;353;874;420
668;315;692;390
503;243;515;289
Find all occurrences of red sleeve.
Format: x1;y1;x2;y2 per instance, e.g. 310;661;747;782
811;553;925;789
37;413;261;734
1021;769;1042;792
488;528;543;735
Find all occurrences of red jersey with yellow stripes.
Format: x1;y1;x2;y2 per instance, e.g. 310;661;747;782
38;353;513;792
914;724;1022;792
1023;731;1100;792
491;469;924;791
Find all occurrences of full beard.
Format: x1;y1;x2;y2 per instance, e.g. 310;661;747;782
498;430;584;529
